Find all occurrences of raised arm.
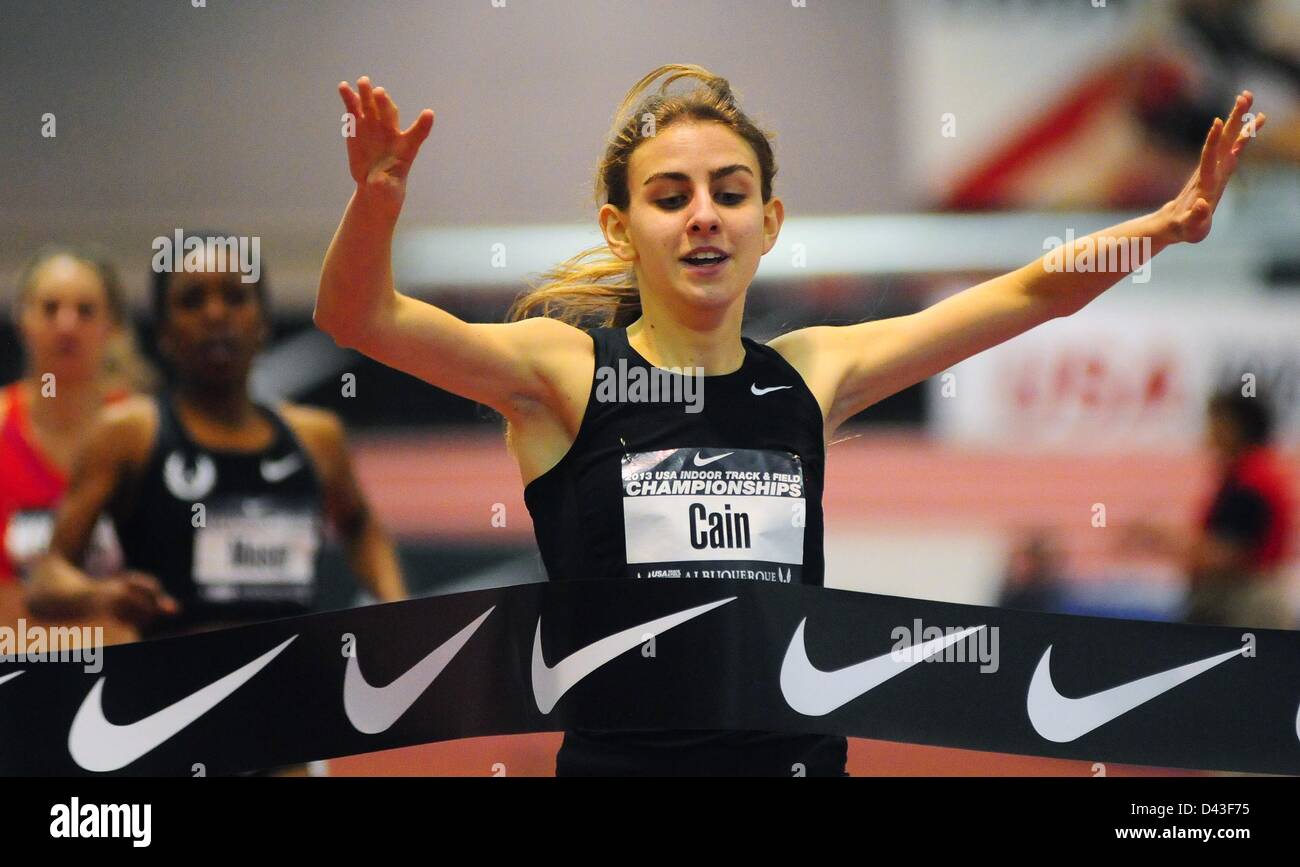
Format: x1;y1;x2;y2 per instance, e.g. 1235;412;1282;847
772;92;1267;435
316;77;581;420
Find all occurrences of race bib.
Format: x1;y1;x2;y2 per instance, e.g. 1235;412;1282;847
192;497;321;603
621;447;805;582
5;510;122;579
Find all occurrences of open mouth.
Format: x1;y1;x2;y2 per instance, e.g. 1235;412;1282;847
681;253;730;268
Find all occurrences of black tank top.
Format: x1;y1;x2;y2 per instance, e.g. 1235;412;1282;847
115;393;325;639
523;326;848;776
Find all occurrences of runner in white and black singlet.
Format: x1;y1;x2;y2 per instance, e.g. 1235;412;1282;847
108;389;329;640
29;236;407;645
316;66;1262;776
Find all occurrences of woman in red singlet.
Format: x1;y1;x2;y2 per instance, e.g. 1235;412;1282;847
0;246;152;643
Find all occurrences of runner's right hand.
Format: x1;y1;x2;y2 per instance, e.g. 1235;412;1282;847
96;571;180;626
338;76;436;209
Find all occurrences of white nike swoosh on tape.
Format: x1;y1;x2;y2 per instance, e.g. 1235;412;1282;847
751;384;793;395
693;451;733;467
1027;644;1246;743
0;671;22;688
781;619;985;715
68;635;297;772
532;597;736;714
344;606;494;734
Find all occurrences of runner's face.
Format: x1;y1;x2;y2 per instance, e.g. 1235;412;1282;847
19;256;117;383
160;266;265;390
611;121;781;315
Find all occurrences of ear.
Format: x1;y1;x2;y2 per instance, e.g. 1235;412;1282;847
761;196;785;255
599;203;637;262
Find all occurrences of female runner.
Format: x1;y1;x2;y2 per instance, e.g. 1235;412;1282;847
316;64;1263;776
1;246;151;644
31;239;407;640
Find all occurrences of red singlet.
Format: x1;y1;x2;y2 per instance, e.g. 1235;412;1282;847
0;382;128;582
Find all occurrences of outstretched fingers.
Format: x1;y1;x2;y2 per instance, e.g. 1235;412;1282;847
402;109;435;146
1197;117;1223;190
1221;91;1252;146
358;76;379;123
1208;91;1268;187
338;77;434;157
1231;111;1266;157
338;81;362;119
373;86;399;129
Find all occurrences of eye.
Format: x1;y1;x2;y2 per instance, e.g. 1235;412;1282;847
77;302;97;320
178;285;205;309
42;300;59;319
224;285;251;306
655;192;747;209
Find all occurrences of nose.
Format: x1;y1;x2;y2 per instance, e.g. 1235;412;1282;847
201;291;230;323
53;302;79;333
687;184;721;235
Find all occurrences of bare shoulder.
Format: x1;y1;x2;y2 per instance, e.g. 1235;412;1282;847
279;402;342;434
276;403;353;491
85;394;158;468
765;326;833;367
0;384;10;430
514;316;593;367
96;394;158;441
499;319;598;484
764;326;842;427
504;317;595;421
278;403;346;452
